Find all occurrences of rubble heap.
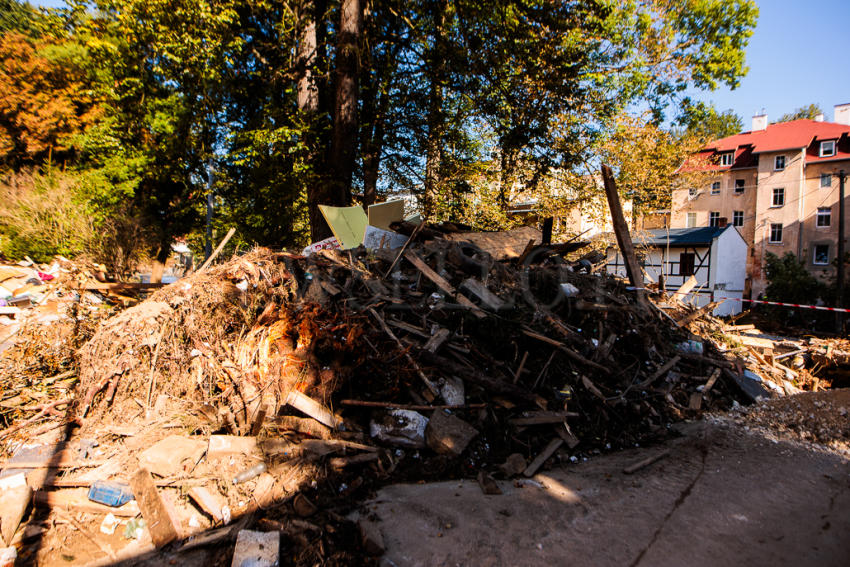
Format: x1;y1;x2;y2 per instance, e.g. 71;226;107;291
1;225;844;565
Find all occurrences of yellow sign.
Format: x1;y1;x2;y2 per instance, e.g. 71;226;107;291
318;205;368;249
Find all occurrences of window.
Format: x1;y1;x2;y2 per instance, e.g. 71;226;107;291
720;152;734;166
813;244;830;265
686;212;697;228
711;181;721;194
709;212;720;227
821;173;832;188
679;252;695;276
735;179;745;194
688;187;698;198
772;187;785;207
733;211;744;226
816;207;831;227
820;140;836;157
769;223;783;244
774;155;785;170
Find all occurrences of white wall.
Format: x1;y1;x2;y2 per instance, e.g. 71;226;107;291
710;226;748;316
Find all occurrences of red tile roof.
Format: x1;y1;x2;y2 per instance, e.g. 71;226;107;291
703;119;850;165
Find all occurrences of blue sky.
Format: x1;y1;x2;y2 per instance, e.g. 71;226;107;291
689;0;850;123
32;0;850;124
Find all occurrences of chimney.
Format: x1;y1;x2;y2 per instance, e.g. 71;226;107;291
751;113;768;131
815;113;825;122
835;103;850;126
718;218;728;228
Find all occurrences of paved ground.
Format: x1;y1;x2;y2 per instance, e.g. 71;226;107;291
359;419;850;567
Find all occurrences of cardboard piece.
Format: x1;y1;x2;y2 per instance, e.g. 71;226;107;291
362;226;408;250
318;205;368;249
367;200;405;230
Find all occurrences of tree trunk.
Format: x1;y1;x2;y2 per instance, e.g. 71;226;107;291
423;0;447;220
361;46;394;208
328;0;362;208
297;0;331;241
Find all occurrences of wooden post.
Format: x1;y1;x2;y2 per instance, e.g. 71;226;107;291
601;165;648;309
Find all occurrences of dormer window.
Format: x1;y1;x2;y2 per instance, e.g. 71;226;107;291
719;152;734;166
774;155;786;170
820;140;836;157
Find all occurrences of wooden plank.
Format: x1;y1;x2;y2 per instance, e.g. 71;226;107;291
508;411;578;426
130;468;182;548
460;278;506;310
444;226;542;260
423;328;451;353
521;328;608;372
340;400;485;411
197;227;236;273
523;438;564;477
671;275;698;303
188;487;224;522
623;450;671;474
737;335;776;350
636;355;681;389
601;164;647;308
81;282;166;291
34;489;141;517
674;302;718;327
285;390;343;429
403;251;486;318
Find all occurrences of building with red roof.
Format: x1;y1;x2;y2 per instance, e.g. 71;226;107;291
671;103;850;298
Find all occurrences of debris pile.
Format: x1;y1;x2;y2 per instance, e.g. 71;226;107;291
0;222;843;565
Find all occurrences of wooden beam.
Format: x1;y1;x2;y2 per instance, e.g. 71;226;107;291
403;251;486;318
601;164;647;308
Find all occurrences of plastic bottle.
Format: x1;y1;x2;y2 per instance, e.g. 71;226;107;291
87;480;135;507
232;462;267;484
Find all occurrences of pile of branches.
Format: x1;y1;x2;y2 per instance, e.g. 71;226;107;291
74;235;746;473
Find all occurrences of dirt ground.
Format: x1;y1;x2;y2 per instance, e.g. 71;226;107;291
358;390;850;567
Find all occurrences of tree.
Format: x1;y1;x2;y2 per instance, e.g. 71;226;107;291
678;101;743;142
776;103;824;123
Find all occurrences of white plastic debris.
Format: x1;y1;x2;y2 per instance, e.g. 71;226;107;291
560;283;580;297
100;513;120;535
370;410;429;448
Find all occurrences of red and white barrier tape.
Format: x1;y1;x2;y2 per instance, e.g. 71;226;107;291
720;297;850;313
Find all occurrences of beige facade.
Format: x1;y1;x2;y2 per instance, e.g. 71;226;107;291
671;108;850;297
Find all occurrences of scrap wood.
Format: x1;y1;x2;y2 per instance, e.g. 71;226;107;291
368;307;441;398
444;226;542;261
508;410;578;426
383;220;425;278
702;368;722;396
402;250;486;318
419;352;543;405
520;328;608;373
512;351;529;383
197;227;236;273
423;327;451;353
34;490;140;517
285;389;342;430
0;397;73;439
674;302;719;327
129;468;183;548
523;438;564;477
671;275;698;303
329;453;380;468
460;278;506;310
636;355;681;390
340;400;485;411
623;450;671;475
